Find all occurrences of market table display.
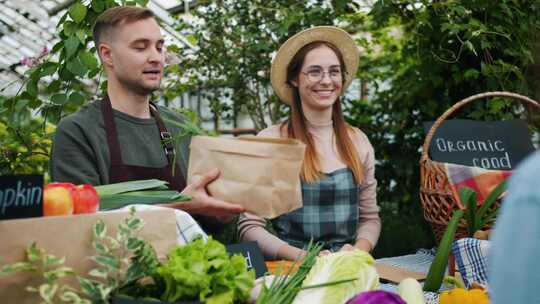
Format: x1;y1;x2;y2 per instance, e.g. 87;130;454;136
1;204;494;303
0;176;492;303
0;205;405;304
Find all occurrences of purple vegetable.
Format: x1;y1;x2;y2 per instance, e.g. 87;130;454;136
347;290;406;304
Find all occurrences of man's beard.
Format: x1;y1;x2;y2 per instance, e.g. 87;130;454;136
120;77;160;96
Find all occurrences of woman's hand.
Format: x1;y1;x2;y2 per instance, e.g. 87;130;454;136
337;239;373;253
319;249;332;256
339;244;356;252
321;240;373;256
277;244;307;261
352;238;373;252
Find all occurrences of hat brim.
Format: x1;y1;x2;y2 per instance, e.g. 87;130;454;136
271;26;360;105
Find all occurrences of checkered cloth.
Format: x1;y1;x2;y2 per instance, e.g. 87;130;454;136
444;162;511;206
451;238;490;289
377;249;440;304
115;204;207;245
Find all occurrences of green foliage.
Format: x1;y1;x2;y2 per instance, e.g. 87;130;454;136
154;237;255;304
164;107;213;175
81;208;160;303
0;100;55;175
372;201;434;258
346;0;540;254
257;242;323;304
0;242;90;304
0;0;142;174
0;208;160;304
168;0;357;129
460;180;507;237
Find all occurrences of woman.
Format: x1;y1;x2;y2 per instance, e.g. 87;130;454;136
238;26;381;260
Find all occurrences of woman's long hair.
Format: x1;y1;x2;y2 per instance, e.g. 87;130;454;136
280;41;364;184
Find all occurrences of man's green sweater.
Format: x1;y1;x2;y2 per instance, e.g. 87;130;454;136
50;99;191;185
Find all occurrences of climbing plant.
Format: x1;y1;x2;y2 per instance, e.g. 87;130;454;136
0;0;148;174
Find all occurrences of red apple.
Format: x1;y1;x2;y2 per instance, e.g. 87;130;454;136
43;184;74;216
73;184;100;214
45;182;76;192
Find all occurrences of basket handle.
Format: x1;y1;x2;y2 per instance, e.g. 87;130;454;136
421;91;540;162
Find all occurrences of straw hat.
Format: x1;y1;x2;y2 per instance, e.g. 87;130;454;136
270;26;360;105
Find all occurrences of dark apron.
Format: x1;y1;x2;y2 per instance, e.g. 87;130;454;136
101;96;186;189
101;96;222;233
271;168;359;252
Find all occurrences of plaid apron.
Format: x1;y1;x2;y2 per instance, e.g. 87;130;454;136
271;167;359;252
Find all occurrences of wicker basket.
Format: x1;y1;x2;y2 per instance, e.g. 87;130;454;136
419;91;540;241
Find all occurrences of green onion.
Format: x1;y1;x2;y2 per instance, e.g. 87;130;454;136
299;277;358;290
256;242;354;304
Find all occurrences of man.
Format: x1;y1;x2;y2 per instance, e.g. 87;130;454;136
50;6;244;231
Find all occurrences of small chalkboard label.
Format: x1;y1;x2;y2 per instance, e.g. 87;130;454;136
226;241;267;278
0;175;43;220
424;119;534;170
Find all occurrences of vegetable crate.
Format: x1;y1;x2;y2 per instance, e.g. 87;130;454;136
419;91;540;241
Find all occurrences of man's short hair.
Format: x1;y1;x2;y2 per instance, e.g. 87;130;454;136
93;6;155;49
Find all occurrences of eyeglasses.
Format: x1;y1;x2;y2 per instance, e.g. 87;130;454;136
301;67;345;83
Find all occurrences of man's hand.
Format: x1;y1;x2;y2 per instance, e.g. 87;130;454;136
163;168;245;218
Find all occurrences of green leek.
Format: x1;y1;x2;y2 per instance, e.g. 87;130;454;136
94;180;191;210
94;179;169;196
423;210;464;292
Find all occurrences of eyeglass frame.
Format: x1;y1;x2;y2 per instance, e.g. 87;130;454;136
300;66;348;83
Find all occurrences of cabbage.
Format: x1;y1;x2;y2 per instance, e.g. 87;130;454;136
347;290;406;304
292;250;379;304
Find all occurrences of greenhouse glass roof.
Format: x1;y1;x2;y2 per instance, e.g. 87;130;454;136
0;0;373;93
0;0;189;92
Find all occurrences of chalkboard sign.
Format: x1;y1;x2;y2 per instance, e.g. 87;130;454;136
424;119;535;170
0;175;43;220
226;241;267;278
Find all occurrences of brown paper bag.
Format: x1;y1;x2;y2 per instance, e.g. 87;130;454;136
188;135;306;218
0;209;177;303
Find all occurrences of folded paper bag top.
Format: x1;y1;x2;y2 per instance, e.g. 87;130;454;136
188;135;306;219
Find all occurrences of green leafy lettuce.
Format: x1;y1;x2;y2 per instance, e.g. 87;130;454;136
155;237;255;304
